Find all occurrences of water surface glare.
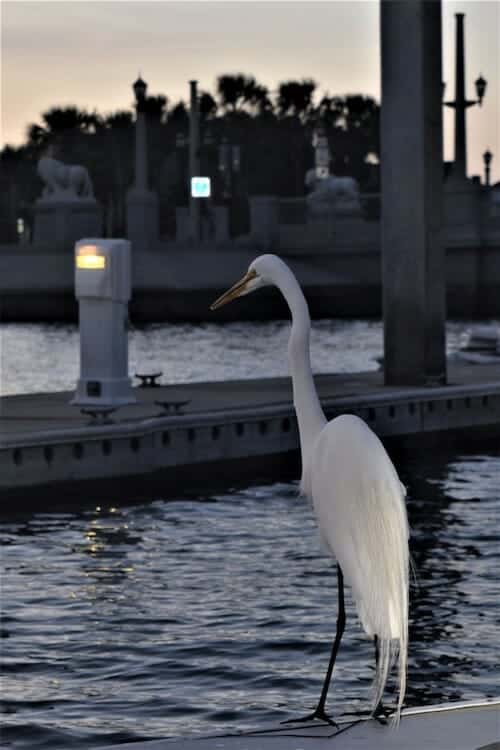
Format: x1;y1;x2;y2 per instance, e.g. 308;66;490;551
1;449;499;749
0;319;483;395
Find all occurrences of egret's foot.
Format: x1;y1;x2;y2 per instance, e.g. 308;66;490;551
373;702;391;726
281;707;339;728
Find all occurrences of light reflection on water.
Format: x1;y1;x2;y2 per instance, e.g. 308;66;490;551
1;449;499;749
0;319;483;395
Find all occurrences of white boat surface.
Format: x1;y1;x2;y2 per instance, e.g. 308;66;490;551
98;697;500;750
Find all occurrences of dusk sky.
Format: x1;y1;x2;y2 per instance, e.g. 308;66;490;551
2;0;499;182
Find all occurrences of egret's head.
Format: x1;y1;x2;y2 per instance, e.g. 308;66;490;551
210;254;285;310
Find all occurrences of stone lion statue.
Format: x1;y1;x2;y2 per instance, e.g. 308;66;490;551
37;156;94;201
305;169;362;217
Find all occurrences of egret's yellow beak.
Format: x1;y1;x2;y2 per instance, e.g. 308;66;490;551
210;269;257;310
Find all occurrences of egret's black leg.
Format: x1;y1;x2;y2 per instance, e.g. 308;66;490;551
315;564;345;717
282;564;345;727
372;634;389;725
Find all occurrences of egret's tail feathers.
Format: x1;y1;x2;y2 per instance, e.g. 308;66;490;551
361;583;408;724
363;494;409;725
364;478;409;726
371;634;407;726
372;636;391;715
395;629;408;726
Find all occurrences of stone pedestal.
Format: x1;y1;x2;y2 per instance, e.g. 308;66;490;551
307;176;362;221
176;204;229;244
249;196;279;250
213;206;229;244
33;199;101;251
490;186;500;219
175;207;191;242
444;176;482;244
126;188;159;251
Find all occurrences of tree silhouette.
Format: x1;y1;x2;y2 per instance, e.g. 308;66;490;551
26;124;47;149
199;91;217;119
40;106;101;138
217;74;246;111
25;106;103;157
316;95;343;128
104;111;134;129
216;74;269;114
277;79;317;120
141;95;168;120
316;95;380;184
168;101;189;133
243;80;272;115
333;94;379;132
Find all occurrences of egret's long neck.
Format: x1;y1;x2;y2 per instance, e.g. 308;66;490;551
275;270;326;468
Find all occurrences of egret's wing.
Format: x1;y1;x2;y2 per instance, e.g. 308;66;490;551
310;414;409;639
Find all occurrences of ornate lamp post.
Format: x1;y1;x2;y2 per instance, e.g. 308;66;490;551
132;75;148;190
483;149;493;187
133;75;147;101
126;74;159;250
444;14;487;180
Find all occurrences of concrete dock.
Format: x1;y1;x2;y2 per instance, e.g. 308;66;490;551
98;699;500;750
1;360;499;503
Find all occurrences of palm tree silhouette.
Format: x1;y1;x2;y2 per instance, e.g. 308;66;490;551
216;74;269;115
199;92;217;119
277;79;317;121
26;106;102;153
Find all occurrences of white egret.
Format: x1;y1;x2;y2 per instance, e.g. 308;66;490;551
211;254;410;726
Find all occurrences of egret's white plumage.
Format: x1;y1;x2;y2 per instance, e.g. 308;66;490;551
309;415;409;716
211;254;410;724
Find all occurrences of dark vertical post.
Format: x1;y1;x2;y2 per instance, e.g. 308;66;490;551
132;76;149;192
484;151;492;187
453;13;467;178
189;80;201;242
135;105;148;192
381;0;446;386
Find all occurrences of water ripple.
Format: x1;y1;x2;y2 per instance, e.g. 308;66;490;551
1;449;499;748
0;319;490;395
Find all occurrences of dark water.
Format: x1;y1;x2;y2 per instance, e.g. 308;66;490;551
1;447;499;749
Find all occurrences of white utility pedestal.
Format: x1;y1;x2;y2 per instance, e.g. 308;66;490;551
72;238;136;408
